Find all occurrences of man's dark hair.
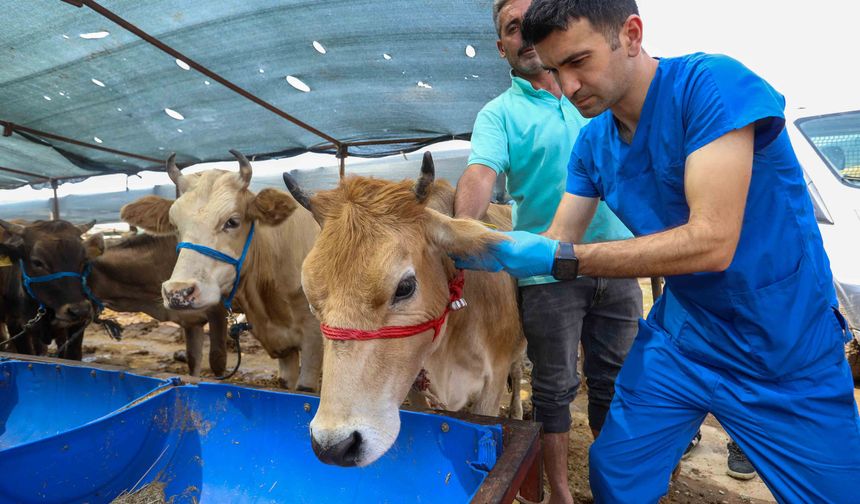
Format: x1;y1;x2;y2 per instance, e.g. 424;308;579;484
522;0;639;49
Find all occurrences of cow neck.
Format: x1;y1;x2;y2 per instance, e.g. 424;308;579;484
89;248;164;314
230;226;260;314
231;225;313;358
91;234;174;291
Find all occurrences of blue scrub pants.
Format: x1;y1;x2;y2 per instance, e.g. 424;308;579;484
590;320;860;503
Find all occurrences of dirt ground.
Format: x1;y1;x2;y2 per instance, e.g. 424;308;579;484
77;278;859;504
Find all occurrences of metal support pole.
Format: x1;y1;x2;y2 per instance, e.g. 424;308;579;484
72;0;342;150
336;144;349;179
0;120;162;165
50;179;60;220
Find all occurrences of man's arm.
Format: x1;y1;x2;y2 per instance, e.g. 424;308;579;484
575;124;754;277
454;164;497;220
543;193;599;243
454;125;755;279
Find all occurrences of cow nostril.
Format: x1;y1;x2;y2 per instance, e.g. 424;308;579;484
165;283;199;308
342;431;362;465
311;431;363;467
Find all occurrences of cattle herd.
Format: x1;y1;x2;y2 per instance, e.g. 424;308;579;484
0;151;525;466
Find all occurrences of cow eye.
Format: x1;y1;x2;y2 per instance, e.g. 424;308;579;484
393;275;417;303
223;217;240;231
31;259;47;271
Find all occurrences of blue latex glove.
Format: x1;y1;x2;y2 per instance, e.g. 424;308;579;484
453;231;560;279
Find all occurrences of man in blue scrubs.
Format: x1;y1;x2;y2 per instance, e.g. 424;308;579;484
454;0;860;502
456;1;640;501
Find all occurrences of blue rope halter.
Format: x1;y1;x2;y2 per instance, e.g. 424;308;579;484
19;259;104;313
174;221;255;311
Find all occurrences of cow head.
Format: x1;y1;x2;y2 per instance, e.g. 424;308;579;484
287;153;502;467
120;151;298;311
0;219;104;326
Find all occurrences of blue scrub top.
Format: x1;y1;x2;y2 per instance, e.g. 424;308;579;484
567;53;849;380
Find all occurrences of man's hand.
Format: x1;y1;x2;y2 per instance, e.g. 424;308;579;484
453;231;560;278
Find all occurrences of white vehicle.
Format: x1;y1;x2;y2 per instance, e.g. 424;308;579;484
787;106;860;342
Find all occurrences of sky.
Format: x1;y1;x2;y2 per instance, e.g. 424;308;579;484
3;0;857;203
640;0;860;111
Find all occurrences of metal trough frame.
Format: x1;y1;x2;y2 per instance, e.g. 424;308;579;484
0;351;543;503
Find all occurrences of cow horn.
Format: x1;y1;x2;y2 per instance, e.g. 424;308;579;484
230;149;253;187
166;153;191;194
166;153;182;186
0;219;25;236
282;172;313;213
77;219;96;234
414;151;435;202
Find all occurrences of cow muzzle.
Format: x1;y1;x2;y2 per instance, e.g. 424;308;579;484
55;301;93;325
162;281;200;310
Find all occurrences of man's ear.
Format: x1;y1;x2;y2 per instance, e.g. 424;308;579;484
84;233;105;259
247;188;298;226
424;208;507;256
0;219;25;259
120;196;175;234
621;14;644;57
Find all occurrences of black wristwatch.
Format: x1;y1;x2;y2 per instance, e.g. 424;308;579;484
551;242;579;280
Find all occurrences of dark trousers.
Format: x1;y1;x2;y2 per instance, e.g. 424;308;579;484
519;277;642;433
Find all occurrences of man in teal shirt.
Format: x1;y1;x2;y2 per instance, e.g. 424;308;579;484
454;0;641;502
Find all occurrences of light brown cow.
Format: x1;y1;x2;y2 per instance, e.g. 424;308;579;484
120;152;322;390
87;233;228;377
286;152;525;467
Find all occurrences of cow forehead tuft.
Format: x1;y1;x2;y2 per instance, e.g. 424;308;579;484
27;219;80;236
172;170;249;218
30;235;86;262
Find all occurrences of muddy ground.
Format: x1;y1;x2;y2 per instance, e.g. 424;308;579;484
78;278;859;504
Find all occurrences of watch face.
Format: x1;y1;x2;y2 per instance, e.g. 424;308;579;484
552;257;579;281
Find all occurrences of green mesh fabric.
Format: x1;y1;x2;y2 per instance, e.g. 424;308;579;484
0;0;508;189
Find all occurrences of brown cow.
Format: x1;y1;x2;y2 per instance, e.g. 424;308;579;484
286;152;525;467
120;152;323;390
87;232;228;376
0;219;104;360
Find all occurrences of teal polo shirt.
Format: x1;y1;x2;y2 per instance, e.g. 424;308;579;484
468;72;632;285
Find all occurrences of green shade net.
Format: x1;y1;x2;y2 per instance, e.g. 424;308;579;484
0;0;509;189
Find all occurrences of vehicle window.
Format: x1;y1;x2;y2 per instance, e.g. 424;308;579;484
796;111;860;188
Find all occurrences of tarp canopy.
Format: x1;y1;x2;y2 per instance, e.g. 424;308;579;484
0;0;508;189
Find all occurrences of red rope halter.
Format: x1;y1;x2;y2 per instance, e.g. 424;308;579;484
320;270;466;341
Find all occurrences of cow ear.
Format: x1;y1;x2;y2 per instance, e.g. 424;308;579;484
84;233;105;259
121;196;176;234
424;208;505;256
0;219;25;260
247;188;297;226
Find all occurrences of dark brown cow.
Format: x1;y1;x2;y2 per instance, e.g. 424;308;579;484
87;233;228;376
0;219;103;360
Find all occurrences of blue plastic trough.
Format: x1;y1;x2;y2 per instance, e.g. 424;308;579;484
0;358;538;503
0;360;169;450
